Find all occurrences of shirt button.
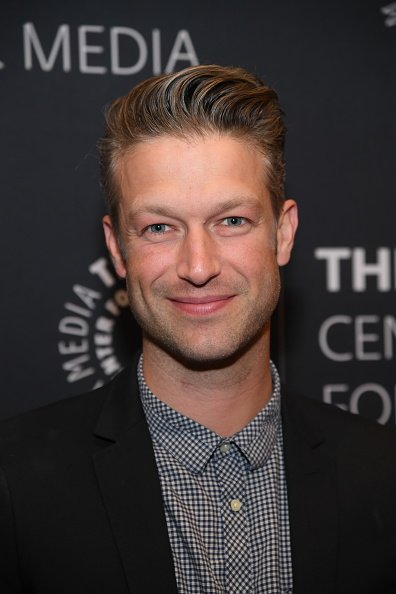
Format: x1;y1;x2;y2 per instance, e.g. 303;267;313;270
230;498;242;512
220;441;231;454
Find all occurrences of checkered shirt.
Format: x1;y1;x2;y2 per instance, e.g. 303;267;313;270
138;356;293;594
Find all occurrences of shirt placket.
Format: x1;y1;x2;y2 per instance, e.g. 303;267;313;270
215;441;251;594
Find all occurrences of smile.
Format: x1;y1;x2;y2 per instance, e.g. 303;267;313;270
168;295;235;315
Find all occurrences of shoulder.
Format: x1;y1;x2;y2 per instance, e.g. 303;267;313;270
282;385;396;437
0;385;103;464
282;387;396;470
0;365;134;464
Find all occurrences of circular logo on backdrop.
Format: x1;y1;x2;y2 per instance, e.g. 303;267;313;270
57;255;141;394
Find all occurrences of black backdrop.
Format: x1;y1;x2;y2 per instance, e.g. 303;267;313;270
1;0;395;425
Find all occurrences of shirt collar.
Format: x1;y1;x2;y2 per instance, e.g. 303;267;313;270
138;355;282;474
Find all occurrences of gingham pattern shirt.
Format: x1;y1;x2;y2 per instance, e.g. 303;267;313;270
138;357;293;594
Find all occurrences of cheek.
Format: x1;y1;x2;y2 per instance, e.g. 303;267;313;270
243;261;278;289
125;246;174;290
228;236;277;274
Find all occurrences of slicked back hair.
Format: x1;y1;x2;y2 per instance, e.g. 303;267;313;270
98;64;286;238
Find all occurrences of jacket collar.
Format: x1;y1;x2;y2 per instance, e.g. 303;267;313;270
282;389;338;594
93;357;144;442
92;355;178;594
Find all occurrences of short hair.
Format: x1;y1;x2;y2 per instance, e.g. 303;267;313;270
98;64;286;238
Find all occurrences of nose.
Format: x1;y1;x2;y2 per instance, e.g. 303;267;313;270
176;227;221;286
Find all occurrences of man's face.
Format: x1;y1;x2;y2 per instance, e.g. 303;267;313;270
104;134;297;367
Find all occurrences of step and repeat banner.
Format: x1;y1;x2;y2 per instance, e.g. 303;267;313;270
1;0;395;424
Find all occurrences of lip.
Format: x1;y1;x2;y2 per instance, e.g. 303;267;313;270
168;295;234;315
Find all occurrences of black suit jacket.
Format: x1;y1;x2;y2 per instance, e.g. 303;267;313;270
0;361;396;594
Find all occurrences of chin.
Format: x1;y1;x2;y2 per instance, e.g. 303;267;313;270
146;326;267;371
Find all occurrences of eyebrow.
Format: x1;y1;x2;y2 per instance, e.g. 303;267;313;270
126;196;263;222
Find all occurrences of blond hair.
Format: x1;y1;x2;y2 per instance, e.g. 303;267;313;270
98;64;286;236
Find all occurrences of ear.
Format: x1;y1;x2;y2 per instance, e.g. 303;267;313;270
102;215;127;278
276;199;298;266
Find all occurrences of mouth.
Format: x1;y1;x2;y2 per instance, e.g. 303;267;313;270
168;295;235;315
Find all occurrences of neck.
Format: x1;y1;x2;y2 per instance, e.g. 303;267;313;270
141;337;273;437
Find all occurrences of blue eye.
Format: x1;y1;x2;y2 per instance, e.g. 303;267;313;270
148;224;169;233
223;217;245;226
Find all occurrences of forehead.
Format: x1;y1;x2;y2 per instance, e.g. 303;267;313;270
117;134;270;213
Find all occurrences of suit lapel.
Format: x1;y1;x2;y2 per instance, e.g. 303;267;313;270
92;361;178;594
282;391;338;594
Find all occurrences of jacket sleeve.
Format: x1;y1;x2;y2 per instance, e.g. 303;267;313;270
0;467;23;593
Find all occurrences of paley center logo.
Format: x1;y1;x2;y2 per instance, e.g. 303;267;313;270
314;246;396;425
0;22;199;74
57;256;141;393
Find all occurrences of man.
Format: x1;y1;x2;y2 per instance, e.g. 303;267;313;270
0;65;396;594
